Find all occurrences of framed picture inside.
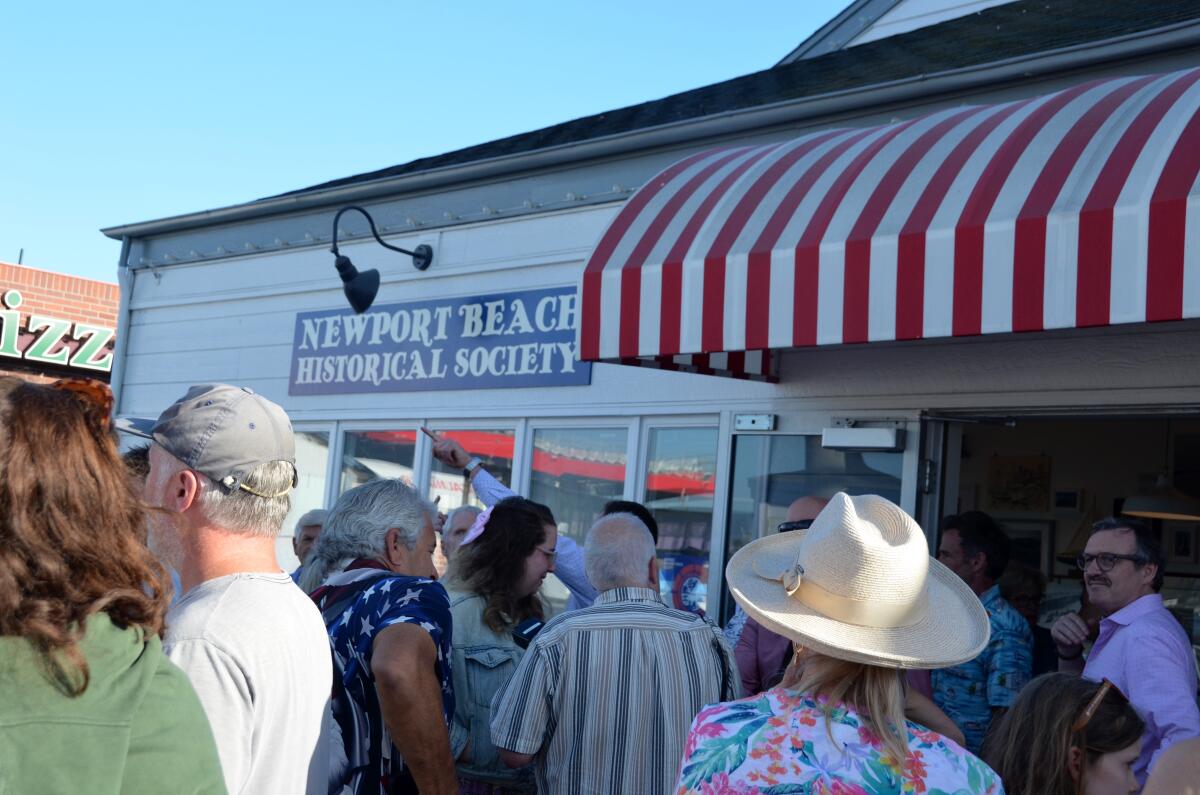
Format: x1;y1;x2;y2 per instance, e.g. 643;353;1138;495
987;455;1052;512
1000;518;1056;576
1165;522;1198;565
1053;489;1082;512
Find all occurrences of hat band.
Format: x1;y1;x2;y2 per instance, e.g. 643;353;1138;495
790;575;928;629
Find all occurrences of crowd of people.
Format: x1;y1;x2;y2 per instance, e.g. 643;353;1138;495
3;377;1200;794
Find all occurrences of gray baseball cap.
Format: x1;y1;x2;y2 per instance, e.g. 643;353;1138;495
118;384;297;496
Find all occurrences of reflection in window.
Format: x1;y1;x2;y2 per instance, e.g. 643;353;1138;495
429;429;515;509
341;430;416;494
528;427;628;543
528;427;628;617
277;430;330;571
722;435;902;621
645;427;718;616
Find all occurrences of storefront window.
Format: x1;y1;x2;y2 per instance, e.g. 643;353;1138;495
722;434;903;621
278;430;330;571
340;429;416;494
429;429;515;508
529;427;628;615
528;427;629;541
645;427;718;616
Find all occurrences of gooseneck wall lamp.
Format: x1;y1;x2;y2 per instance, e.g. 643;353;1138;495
331;205;433;314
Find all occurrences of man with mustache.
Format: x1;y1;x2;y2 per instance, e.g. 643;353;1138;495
1052;517;1200;785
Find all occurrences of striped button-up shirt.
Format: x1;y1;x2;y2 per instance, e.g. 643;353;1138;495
490;587;739;795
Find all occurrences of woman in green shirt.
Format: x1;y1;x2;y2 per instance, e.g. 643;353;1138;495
0;377;226;795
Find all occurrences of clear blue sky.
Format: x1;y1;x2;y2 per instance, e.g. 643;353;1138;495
1;2;845;283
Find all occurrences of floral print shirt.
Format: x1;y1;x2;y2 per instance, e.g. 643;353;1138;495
931;585;1032;753
675;689;1004;795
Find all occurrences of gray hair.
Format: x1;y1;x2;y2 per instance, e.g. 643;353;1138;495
584;512;656;591
195;460;294;538
294;508;329;534
445;504;482;528
299;479;431;592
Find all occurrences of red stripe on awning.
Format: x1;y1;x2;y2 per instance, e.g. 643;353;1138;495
1012;75;1155;331
578;67;1200;376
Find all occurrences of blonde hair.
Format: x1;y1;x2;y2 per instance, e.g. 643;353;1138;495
783;650;909;763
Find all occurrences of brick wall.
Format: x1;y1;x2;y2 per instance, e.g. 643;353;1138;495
0;262;119;328
0;262;119;382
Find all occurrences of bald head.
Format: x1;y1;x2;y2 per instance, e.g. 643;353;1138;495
584;512;657;591
786;495;830;523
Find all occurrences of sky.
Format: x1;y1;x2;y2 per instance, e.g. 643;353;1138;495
0;1;846;283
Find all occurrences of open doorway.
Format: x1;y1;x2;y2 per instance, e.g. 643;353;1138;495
930;414;1200;651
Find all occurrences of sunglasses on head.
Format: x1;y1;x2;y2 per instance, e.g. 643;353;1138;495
1070;678;1127;734
777;518;815;533
51;378;114;433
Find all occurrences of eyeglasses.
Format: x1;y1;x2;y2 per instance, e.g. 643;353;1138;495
777;518;815;533
535;546;557;562
1076;552;1147;572
51;378;114;433
1070;678;1127;734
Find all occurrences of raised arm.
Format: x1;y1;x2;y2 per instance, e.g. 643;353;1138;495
431;435;597;605
430;436;515;505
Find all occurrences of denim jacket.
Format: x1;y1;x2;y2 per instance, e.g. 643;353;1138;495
446;589;535;791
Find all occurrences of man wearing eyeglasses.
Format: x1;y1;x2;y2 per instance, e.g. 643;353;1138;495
1052;517;1200;785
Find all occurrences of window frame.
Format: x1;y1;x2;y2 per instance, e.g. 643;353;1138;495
637;416;721;614
333;420;423;499
421;419;521;506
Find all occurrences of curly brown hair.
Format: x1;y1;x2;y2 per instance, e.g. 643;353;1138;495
445;496;550;633
0;378;171;696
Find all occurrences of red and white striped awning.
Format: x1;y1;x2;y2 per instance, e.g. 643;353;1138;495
578;67;1200;379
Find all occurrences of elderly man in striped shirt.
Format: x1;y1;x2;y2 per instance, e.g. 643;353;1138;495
490;512;739;795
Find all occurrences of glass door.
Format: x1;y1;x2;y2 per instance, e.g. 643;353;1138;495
642;425;719;616
720;433;906;622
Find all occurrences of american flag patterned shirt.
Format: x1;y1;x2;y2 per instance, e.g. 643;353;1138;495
324;571;454;795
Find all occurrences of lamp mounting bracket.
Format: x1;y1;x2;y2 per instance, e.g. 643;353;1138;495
331;205;432;270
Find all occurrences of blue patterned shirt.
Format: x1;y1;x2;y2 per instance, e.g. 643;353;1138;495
323;571;454;795
931;584;1032;753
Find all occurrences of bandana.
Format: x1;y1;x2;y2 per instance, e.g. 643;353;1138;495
458;505;494;548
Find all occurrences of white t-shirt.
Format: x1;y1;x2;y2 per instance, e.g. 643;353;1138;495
165;572;332;795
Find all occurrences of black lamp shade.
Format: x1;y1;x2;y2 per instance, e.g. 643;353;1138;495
335;255;380;314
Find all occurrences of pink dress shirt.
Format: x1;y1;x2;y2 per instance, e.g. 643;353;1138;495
1082;593;1200;784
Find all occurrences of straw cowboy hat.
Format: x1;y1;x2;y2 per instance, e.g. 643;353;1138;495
726;492;989;669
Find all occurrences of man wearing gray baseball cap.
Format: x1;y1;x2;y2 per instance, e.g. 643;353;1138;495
127;384;331;795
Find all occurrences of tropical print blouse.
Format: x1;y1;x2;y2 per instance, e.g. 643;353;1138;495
675;689;1004;795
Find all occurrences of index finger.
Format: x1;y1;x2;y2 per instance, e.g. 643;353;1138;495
420;426;441;442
